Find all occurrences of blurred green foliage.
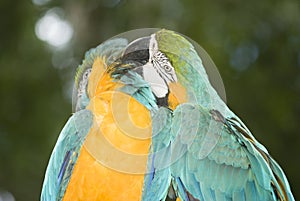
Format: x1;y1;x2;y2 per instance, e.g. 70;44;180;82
0;0;299;200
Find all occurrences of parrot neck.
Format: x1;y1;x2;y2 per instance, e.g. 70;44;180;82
177;70;229;114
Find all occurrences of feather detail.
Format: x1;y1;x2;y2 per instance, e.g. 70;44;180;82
41;109;93;201
75;38;128;88
168;103;294;201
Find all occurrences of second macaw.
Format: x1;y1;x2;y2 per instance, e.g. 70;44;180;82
41;29;295;201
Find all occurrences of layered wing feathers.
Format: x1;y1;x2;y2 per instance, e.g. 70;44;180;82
169;104;294;201
41;110;93;201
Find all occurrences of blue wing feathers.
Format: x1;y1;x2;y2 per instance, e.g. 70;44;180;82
175;177;190;201
214;189;230;201
142;107;173;201
168;103;294;201
244;181;261;201
41;109;93;201
200;183;215;201
142;102;294;200
232;189;246;201
57;150;71;186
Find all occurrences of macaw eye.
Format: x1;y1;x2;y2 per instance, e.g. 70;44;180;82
83;69;91;79
78;68;91;97
163;64;172;72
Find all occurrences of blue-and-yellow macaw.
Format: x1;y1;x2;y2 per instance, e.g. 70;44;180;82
41;29;295;201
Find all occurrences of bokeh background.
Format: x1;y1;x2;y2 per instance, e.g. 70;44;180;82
0;0;299;200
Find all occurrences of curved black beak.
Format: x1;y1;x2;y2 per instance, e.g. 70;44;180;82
121;36;151;66
120;36;169;107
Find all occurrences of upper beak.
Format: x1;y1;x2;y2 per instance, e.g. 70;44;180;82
121;36;151;66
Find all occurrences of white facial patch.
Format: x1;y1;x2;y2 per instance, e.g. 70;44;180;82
149;34;158;60
141;33;178;99
143;62;168;98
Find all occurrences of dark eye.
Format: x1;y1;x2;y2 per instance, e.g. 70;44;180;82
83;68;91;79
163;65;172;72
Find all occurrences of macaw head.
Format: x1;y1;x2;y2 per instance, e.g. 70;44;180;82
116;29;224;110
73;29;225;112
72;38;128;112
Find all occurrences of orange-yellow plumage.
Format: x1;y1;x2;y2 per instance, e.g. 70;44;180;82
62;147;146;201
168;82;187;110
62;57;151;201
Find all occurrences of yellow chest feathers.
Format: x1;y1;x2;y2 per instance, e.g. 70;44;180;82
63;57;152;201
